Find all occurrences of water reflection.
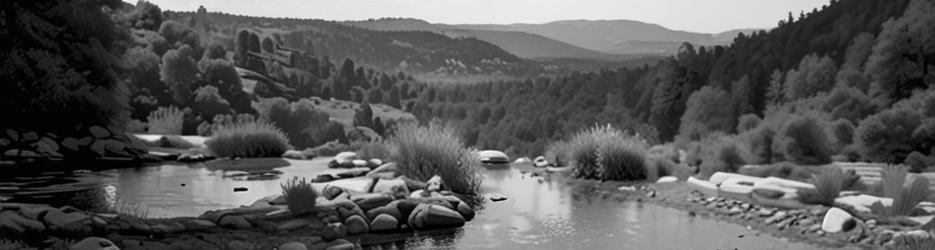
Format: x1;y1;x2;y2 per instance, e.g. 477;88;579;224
0;161;818;249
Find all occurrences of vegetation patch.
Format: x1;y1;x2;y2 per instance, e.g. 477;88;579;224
385;121;483;195
206;121;290;158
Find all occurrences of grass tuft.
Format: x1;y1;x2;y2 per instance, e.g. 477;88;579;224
387;121;482;195
147;106;184;135
206;121;290;158
799;167;847;206
559;124;649;181
281;177;318;213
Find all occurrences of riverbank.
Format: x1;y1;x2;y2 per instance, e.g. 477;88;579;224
514;164;874;249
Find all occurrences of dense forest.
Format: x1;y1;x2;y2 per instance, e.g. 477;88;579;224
410;0;935;171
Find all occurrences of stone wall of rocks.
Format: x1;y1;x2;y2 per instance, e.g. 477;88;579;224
0;126;150;166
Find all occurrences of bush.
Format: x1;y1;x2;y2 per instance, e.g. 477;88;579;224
777;113;834;165
737;114;762;133
739;125;777;164
356;141;394;160
697;134;751;179
281;177;317;213
738;162;816;182
206;121;290;158
905;151;934;173
253;98;332;149
387;121;483;195
544;140;573;167
566;125;648;181
799;167;847;206
855;108;923;163
147;106;184;135
830;119;856;147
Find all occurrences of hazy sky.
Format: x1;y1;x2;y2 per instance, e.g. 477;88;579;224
148;0;829;33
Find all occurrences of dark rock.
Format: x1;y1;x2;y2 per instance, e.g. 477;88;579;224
218;215;251;230
43;209;91;234
322;186;346;200
324;239;355;250
344;215;369;235
353;193;394;211
278;218;311;231
407;204;465;230
279;242;308;250
490;194;507;202
321;215;340;224
752;188;785;199
337;205;365;221
256;220;279;233
457;202;475;221
396;199;420;221
367;201;402;221
233;187;248;192
321;223;347;241
4;149;40;158
336;169;369;179
312;174;336;183
89;126;111;138
227;240;253;250
0;211;44;234
5;129;18;141
62;137;93;151
369;214;398;232
22;131;39;142
182;219;216;231
150;222;186;234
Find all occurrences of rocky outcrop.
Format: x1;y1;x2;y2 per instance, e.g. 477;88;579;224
1;126;149;167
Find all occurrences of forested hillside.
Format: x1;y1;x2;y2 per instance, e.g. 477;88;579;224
411;0;935;172
162;11;540;77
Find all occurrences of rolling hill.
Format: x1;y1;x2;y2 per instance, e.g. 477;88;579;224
446;20;765;55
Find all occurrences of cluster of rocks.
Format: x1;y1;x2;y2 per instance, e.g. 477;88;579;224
0;126;149;165
683;172;935;248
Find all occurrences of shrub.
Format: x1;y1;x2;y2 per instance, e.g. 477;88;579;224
697;134;751;179
544;140;573;167
777;113;834;165
830;119;856;147
193;86;231;119
387;121;482;194
871;165;930;218
566;125;648;181
253;98;332;149
855;108;923;163
281;177;317;214
740;125;777;164
147;106;184;135
206;121;290;158
738;162;816;182
356;140;394;160
799;167;847;206
737;114;762;133
905;151;934;173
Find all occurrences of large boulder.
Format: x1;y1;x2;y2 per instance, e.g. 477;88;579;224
352;193;394;211
822;207;856;233
407;204;465;230
367;201;402;220
334;152;358;165
89;126;111;138
71;237;119;250
344;215;369;235
718;178;757;194
369;214;398;232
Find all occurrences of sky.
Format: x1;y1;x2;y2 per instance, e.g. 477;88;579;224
147;0;829;33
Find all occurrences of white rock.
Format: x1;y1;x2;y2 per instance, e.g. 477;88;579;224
718;178;757;194
821;207;855;233
656;176;678;183
533;156;548;168
335;152;358;164
688;176;717;191
514;157;531;164
708;172;763;186
835;194;891;213
351;159;368;168
71;237;119;250
762;177;815;189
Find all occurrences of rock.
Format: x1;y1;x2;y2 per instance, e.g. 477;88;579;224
367;159;383;168
336;168;369;179
351;159;368;168
718;178;756;194
396;199;420;220
62;137;93;151
70;237;119;250
367;163;398;179
324;239;355;250
407;204;465;230
279;242;307;250
457;202;475;221
4;149;40;158
39;137;60;152
102;140;128;156
369;214;398;232
337;205;365;221
410;189;429;198
150;222;185;234
278;218;311;231
709;172;763;186
321;223;347;241
227;240;252;250
426;175;443;192
758;208;775;217
334;152;358;165
233;187;248;192
5;129;18;141
219;215;252;230
22;131;39;141
751;188;785;200
656;176;678;183
344;215;368;235
533;156;548;167
182;219;216;231
371;179;410;198
728;207;743;216
178;153;213;163
367;201;402;220
895;229;932;243
0;211;44;234
822;207;855;233
321;215;340;224
43;209;90;234
89;126;111;138
353;194;394;211
687;176;718;191
322;186;346;200
489;194;507;202
282;150;306;160
312;174;336;183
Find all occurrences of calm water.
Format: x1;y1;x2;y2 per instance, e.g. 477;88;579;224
1;160;817;249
